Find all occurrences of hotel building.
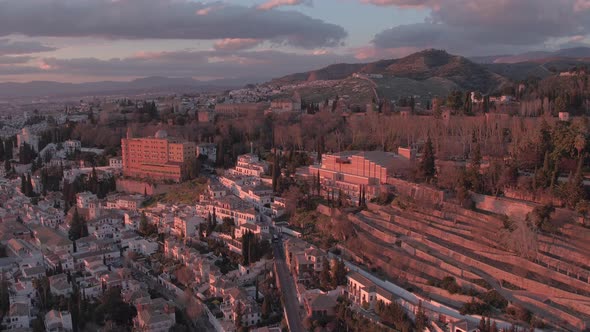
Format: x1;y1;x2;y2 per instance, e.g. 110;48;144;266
121;129;196;182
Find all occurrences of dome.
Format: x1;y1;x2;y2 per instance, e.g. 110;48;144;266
154;129;168;138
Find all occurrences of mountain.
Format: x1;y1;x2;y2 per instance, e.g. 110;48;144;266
471;47;590;64
273;49;505;93
0;76;259;99
383;49;504;92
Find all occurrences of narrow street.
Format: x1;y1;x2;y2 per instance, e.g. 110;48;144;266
272;236;305;332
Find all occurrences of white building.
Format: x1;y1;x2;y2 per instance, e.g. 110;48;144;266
76;192;98;209
233;153;268;178
172;215;202;238
346;271;394;310
109;156;123;168
45;310;73;332
197;143;217;162
111;195;144;210
2;302;31;330
134;298;176;332
63;140;81;154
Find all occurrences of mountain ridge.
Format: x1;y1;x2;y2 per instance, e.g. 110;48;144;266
0;76;262;99
470;47;590;64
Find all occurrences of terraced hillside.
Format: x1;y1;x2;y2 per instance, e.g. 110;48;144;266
339;201;590;330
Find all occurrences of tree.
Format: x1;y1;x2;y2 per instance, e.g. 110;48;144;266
554;95;567;115
331;258;347;288
26;173;34;197
0;275;9;315
69;208;88;240
33;276;53;310
528;204;555;231
261;296;271;319
479;317;487;332
94;287;137;326
319;258;332;289
446;90;463;111
419;136;436;182
272;150;281;193
19;142;37;164
467;143;483;192
414;301;428;331
21;174;26;194
491;321;499;332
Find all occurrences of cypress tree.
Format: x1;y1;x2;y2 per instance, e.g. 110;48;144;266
419;136;436;182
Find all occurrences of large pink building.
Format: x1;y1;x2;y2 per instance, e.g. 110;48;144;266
121;129;196;182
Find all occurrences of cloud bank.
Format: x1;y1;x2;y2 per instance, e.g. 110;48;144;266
370;0;590;55
0;0;346;49
19;49;357;81
0;38;56;55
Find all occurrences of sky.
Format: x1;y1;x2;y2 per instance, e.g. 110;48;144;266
0;0;589;83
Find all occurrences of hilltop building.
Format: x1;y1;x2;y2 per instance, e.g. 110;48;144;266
121;129;196;182
269;92;302;113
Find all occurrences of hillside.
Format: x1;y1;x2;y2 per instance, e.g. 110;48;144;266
485;58;590;81
272;50;506;100
272;63;365;85
383;49;505;92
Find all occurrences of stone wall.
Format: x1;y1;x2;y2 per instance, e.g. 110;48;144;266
116;178;175;195
472;193;534;220
472;193;577;223
504;187;563;206
387;178;445;205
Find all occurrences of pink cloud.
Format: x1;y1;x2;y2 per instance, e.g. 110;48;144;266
312;50;330;55
257;0;311;11
213;39;263;51
38;60;53;70
574;0;590;12
196;5;226;16
360;0;435;8
351;45;420;60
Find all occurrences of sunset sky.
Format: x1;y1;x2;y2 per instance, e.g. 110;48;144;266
0;0;589;82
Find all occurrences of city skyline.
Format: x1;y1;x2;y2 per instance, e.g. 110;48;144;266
0;0;590;83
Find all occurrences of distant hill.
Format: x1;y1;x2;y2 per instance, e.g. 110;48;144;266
272;49;506;94
0;76;257;98
484;57;590;82
471;47;590;64
272;63;365;84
